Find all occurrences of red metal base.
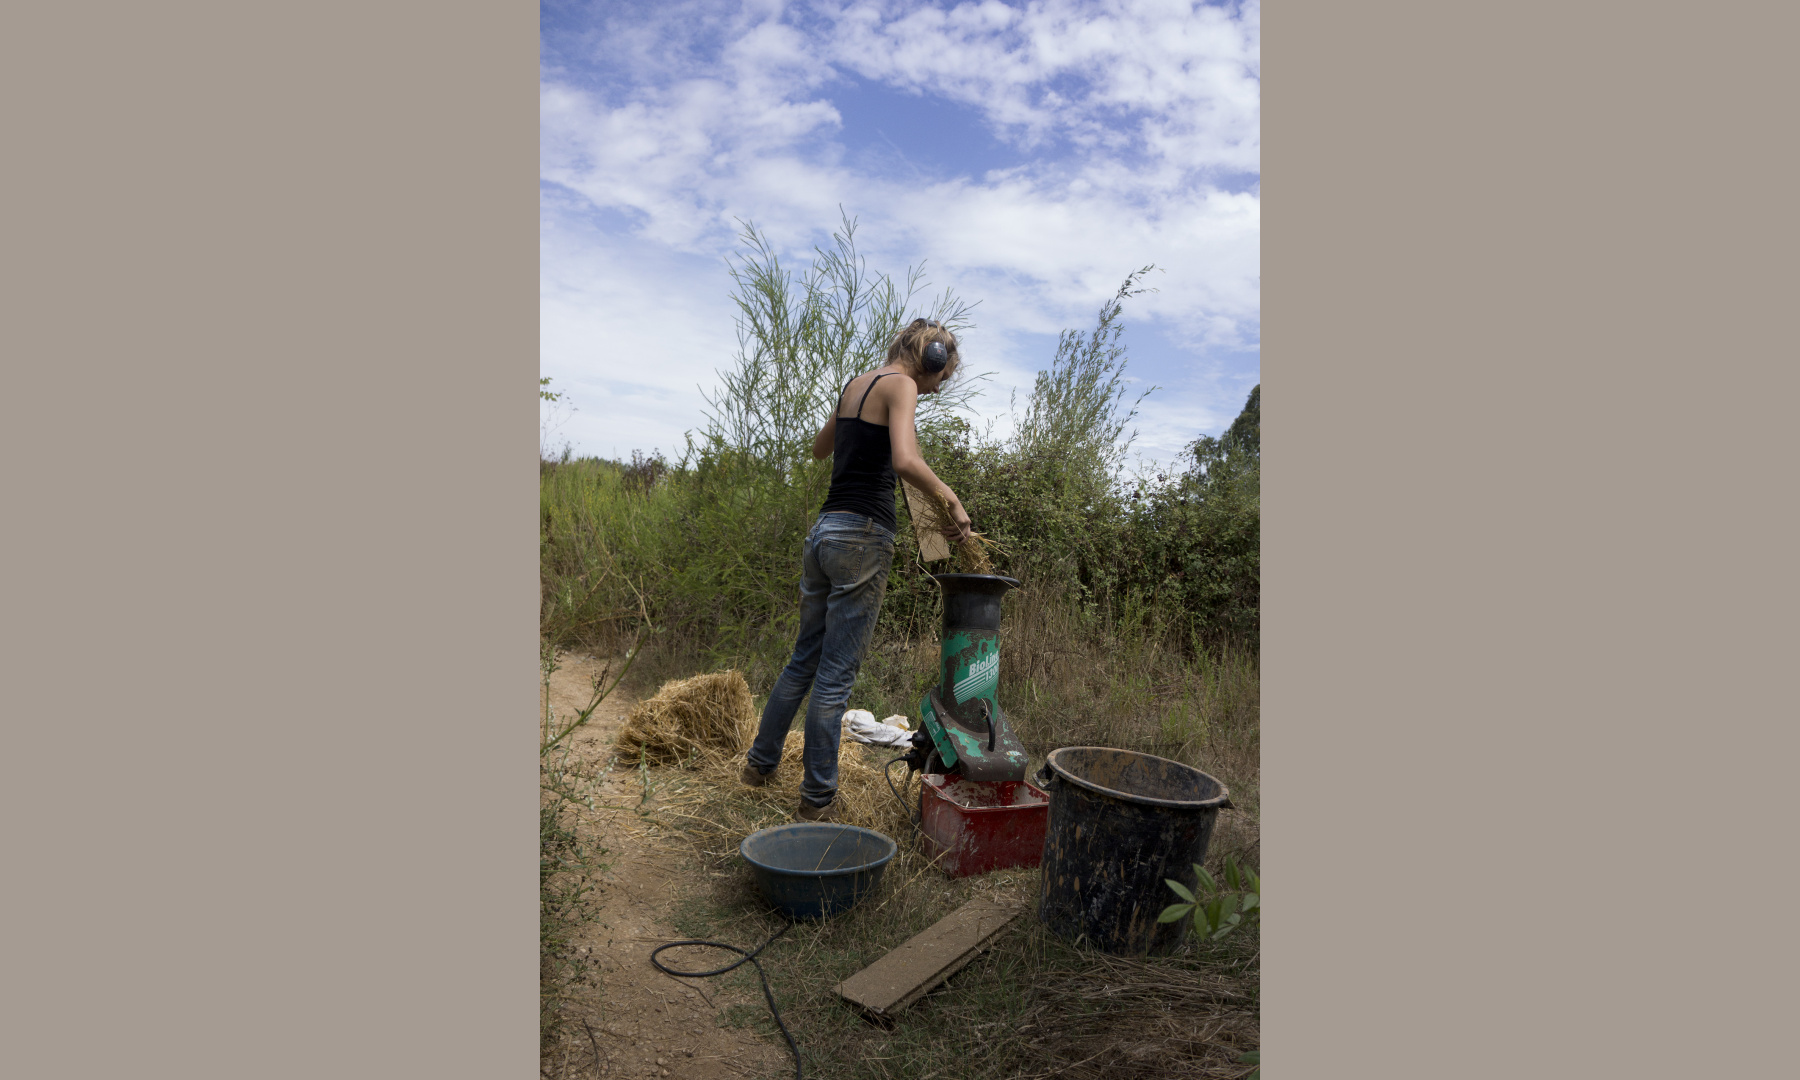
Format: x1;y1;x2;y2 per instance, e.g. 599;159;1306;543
919;774;1049;878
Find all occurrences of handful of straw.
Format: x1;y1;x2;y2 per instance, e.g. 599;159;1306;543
905;482;1003;574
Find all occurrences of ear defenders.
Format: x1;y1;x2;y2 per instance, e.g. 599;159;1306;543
920;321;950;374
922;340;949;373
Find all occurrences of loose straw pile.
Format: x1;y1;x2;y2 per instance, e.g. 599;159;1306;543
614;670;755;766
617;672;915;834
694;730;914;836
913;485;1003;574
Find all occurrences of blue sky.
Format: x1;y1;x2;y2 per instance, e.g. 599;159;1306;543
540;0;1260;472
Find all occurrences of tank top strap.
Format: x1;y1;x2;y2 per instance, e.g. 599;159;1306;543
853;371;900;419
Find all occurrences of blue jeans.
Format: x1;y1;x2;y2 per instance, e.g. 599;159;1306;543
746;512;896;807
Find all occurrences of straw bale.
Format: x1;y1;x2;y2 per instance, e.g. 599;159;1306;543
615;670;755;766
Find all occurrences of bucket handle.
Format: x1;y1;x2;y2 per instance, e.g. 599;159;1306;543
1034;760;1236;809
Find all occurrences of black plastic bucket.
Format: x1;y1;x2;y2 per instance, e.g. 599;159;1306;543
1036;747;1233;956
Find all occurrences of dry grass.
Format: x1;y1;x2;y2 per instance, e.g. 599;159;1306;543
614;670;755;765
613;672;923;837
629;732;1260;1080
914;484;1004;574
593;603;1263;1079
981;584;1261;895
999;945;1260;1079
679;729;917;838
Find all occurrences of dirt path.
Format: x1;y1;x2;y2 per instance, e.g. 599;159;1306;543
542;652;786;1080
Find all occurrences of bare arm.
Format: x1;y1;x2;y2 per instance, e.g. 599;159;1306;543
885;379;973;541
812;412;837;460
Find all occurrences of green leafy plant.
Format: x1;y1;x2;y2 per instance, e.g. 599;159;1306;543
1159;854;1261;941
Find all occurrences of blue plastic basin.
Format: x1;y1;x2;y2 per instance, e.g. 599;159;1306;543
739;823;897;920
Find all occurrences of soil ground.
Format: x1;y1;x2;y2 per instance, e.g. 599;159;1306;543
542;651;787;1080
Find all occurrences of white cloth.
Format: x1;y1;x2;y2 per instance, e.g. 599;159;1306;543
841;709;913;747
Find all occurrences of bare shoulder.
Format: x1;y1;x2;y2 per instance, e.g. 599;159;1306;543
869;369;916;425
834;372;866;417
882;370;919;402
837;367;914;424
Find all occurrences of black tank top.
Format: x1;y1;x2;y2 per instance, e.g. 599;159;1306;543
818;372;900;532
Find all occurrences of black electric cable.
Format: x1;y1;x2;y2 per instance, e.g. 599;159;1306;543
883;754;924;834
650;921;803;1080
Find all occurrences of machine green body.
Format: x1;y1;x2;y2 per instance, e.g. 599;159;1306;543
917;574;1027;783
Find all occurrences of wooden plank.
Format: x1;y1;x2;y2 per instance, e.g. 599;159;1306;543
903;482;953;562
834;894;1026;1018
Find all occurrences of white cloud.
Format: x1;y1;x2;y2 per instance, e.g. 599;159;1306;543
539;217;745;458
541;0;1260;469
818;0;1259;170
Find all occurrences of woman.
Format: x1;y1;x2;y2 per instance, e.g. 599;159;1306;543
741;319;975;821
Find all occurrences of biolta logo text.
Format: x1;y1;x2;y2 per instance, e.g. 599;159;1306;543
954;649;1000;703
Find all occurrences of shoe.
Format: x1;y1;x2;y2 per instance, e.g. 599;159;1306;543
741;762;771;787
795;799;839;823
